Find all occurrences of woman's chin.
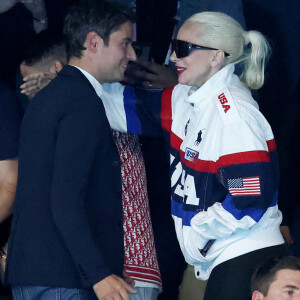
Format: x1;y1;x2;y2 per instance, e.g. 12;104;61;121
178;76;188;86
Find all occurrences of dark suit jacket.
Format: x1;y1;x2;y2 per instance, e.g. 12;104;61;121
6;66;124;288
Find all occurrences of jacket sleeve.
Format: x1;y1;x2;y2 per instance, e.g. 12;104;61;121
101;83;170;137
50;98;112;286
185;102;281;263
191;119;279;238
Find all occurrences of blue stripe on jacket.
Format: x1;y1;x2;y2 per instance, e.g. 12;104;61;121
222;191;278;222
123;86;142;134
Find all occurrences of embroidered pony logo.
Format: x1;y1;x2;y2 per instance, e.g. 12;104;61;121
185;119;190;136
194;130;203;146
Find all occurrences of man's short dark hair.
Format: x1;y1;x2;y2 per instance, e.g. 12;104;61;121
63;0;135;59
251;256;300;296
21;29;67;69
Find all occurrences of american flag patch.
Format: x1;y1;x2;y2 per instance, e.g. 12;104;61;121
228;176;261;196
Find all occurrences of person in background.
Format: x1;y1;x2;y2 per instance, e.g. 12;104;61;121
0;82;21;224
0;0;48;89
277;79;300;257
19;29;67;100
251;256;300;300
0;81;22;289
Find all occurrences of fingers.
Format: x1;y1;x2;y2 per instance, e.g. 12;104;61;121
20;72;56;97
142;81;163;90
20;81;39;98
122;271;135;287
93;274;136;300
134;58;156;71
20;81;38;93
37;73;57;90
101;292;127;300
124;59;177;88
126;66;155;81
135;58;166;74
121;280;136;294
115;276;136;294
118;288;130;300
22;73;42;83
20;73;42;96
280;225;294;244
42;72;57;81
37;77;51;90
121;76;137;86
285;236;294;244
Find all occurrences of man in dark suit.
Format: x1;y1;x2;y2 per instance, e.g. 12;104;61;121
5;1;137;299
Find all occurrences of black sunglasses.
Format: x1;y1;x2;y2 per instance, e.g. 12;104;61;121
171;39;229;59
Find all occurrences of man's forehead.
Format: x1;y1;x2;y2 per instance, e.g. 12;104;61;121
274;269;300;287
277;269;300;278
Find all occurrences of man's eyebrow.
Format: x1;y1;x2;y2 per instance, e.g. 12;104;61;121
284;285;300;290
122;37;132;42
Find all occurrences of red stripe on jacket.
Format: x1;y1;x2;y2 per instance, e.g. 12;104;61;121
171;131;274;174
161;87;173;133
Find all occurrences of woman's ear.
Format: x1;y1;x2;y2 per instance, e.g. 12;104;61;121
211;50;225;68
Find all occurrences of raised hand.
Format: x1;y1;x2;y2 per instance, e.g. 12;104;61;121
124;58;178;89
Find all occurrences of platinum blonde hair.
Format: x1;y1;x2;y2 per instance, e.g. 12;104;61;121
187;11;270;90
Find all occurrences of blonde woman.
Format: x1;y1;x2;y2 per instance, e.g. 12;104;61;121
101;11;288;300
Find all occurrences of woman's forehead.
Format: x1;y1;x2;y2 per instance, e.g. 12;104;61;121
177;21;204;43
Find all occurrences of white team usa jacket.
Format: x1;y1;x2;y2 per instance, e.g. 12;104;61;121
101;64;284;280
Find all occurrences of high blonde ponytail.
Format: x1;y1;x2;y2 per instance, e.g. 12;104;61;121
240;30;270;89
187;12;270;90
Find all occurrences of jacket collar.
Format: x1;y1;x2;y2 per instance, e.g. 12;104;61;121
59;65;104;98
185;64;235;106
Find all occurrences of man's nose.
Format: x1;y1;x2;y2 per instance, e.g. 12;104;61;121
128;44;137;61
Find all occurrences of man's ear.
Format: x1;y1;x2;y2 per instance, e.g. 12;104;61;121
211;50;225;68
49;60;63;74
84;31;103;54
252;290;264;300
